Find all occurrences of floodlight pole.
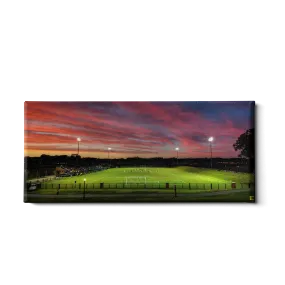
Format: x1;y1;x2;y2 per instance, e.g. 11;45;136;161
208;137;214;169
210;142;213;168
176;150;179;165
77;138;81;155
175;148;179;165
108;148;111;166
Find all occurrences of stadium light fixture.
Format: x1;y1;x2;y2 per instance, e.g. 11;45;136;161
208;137;213;142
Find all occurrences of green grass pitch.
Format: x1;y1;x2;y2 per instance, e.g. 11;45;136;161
27;167;255;202
42;166;254;185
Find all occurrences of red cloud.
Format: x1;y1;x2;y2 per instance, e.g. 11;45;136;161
24;102;249;158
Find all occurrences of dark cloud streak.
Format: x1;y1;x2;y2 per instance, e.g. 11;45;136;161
24;101;253;158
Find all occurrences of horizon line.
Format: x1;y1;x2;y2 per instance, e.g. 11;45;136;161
25;155;244;159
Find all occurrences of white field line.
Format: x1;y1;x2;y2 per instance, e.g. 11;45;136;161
125;176;147;183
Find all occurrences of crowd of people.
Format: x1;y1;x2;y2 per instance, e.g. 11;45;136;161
57;165;106;177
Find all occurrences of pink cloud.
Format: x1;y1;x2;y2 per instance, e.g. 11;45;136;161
24;101;250;158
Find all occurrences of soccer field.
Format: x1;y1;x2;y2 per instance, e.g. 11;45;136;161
27;167;255;202
45;166;254;184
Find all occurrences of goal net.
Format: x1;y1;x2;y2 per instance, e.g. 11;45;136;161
125;176;147;185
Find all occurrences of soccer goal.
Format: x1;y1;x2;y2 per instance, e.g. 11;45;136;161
125;176;147;185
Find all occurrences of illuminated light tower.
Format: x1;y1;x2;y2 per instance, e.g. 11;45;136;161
175;147;179;165
77;137;81;155
208;137;214;168
108;147;112;166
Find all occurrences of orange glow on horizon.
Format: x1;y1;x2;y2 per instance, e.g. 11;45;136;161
24;101;253;158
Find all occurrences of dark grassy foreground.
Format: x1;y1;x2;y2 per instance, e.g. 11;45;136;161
25;189;255;203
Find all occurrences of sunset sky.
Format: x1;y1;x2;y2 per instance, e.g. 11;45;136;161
24;101;253;158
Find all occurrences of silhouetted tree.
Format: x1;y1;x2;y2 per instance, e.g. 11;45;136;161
233;128;255;159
